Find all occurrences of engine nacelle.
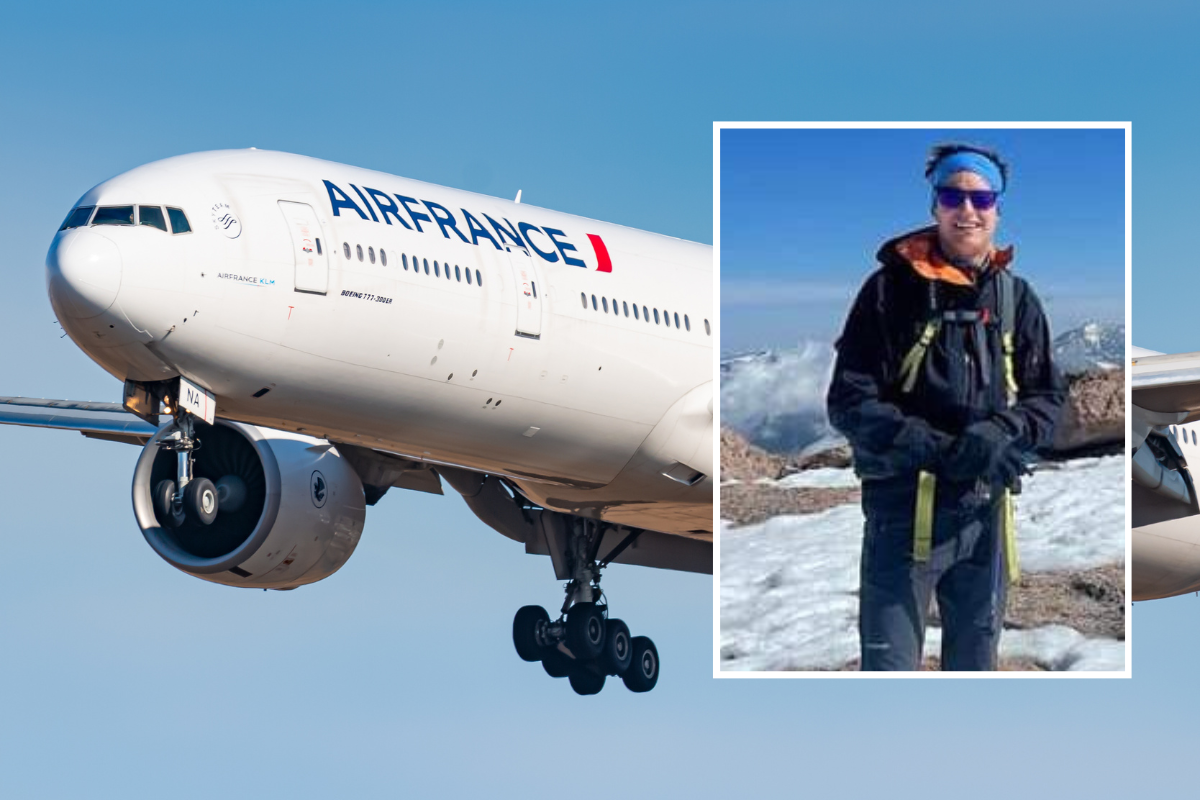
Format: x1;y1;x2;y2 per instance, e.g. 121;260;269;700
132;420;366;589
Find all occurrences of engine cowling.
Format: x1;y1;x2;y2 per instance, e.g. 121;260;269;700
132;419;367;589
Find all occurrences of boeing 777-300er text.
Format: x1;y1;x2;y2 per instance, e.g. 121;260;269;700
1130;344;1200;602
6;149;713;696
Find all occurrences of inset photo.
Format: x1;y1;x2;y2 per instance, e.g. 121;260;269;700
716;123;1127;675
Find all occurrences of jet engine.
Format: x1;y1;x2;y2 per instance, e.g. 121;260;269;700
131;419;366;589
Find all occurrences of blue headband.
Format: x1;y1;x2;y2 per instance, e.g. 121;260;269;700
929;151;1004;192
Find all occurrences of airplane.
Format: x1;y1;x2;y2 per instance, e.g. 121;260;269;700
1131;344;1200;601
6;148;713;696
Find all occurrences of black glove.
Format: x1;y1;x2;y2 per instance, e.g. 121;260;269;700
991;444;1025;486
893;418;954;473
942;420;1011;483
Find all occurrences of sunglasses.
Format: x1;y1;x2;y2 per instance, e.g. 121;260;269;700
935;187;1000;211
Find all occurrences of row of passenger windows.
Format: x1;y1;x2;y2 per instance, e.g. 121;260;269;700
581;292;709;335
1172;426;1196;445
60;205;191;234
343;242;483;287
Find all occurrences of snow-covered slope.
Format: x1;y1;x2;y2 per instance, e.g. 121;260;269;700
719;456;1125;672
1052;321;1125;376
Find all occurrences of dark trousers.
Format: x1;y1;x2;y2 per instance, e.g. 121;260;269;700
858;481;1007;671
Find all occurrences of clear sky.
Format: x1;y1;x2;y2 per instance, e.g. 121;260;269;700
0;0;1179;797
721;127;1126;354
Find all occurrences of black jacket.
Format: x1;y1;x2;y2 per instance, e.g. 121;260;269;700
827;227;1066;482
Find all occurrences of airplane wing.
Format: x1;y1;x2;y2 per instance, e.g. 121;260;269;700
1132;351;1200;421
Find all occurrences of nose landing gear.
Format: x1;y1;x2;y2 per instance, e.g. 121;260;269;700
152;410;220;528
511;519;659;695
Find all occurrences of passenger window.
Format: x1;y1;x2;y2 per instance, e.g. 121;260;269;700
653;309;660;324
166;207;191;234
60;206;95;230
581;292;587;308
592;295;597;310
602;297;608;313
344;242;351;259
434;261;440;277
623;301;629;317
684;314;690;331
403;254;409;270
424;259;429;275
380;249;387;266
466;268;472;285
674;312;680;328
137;206;167;232
93;206;134;226
475;269;482;286
532;281;537;297
455;265;461;282
368;246;376;264
633;304;639;320
316;238;323;255
356;244;364;262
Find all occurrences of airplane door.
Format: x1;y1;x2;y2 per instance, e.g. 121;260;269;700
508;245;542;338
279;201;328;295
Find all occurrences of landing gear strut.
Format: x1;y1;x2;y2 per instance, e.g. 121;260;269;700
152;410;219;528
511;518;659;695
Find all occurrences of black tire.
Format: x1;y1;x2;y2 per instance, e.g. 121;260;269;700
566;602;605;661
622;636;659;693
542;647;571;679
568;665;605;696
600;618;632;676
153;480;184;528
184;477;219;525
512;605;550;662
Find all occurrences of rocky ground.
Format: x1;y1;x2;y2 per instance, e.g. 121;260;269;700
720;426;1125;671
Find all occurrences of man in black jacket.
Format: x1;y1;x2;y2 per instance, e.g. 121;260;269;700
827;143;1066;671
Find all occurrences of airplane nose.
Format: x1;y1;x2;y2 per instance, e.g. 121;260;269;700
46;229;123;319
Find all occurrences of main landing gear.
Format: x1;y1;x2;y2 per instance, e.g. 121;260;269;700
151;410;221;528
511;519;659;695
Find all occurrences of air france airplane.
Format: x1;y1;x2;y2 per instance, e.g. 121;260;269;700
6;149;713;696
1131;344;1200;602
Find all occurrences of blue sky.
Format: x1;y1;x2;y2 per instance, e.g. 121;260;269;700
721;127;1126;353
0;0;1184;796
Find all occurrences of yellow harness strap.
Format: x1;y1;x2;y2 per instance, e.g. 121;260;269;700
913;471;936;562
899;322;940;394
1002;488;1020;583
1001;331;1019;407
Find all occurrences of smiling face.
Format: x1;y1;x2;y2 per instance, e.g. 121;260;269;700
933;170;998;266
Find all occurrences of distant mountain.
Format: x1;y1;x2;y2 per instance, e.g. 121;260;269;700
1052;321;1125;376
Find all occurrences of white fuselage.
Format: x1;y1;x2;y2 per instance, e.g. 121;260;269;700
45;150;714;537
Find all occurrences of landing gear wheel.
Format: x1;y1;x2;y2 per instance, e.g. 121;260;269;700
623;636;659;693
568;665;605;695
184;477;219;525
600;618;632;676
542;648;571;679
567;602;606;661
513;606;550;662
152;480;184;528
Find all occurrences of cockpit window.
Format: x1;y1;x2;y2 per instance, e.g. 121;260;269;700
167;207;191;234
138;206;168;232
59;206;95;231
92;206;134;226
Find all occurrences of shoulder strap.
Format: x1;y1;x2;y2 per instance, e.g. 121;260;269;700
897;281;941;394
998;271;1019;406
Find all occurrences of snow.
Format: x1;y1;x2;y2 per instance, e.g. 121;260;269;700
720;455;1125;672
774;467;861;490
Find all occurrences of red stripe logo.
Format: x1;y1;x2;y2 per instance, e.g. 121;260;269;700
587;234;612;273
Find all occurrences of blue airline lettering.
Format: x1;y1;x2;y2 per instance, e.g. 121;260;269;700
349;185;379;222
395;195;431;233
321;179;602;271
462;209;501;249
324;180;368;219
544;227;585;268
364;187;412;229
519;223;559;263
423;200;470;243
